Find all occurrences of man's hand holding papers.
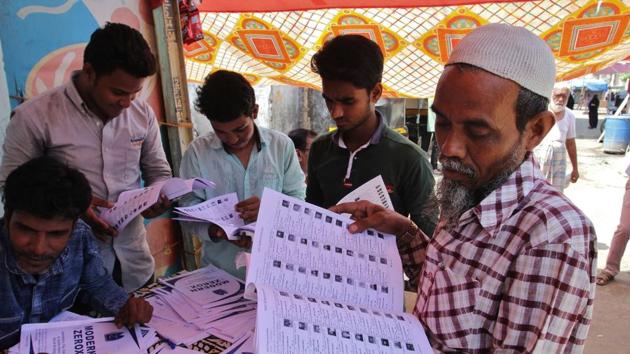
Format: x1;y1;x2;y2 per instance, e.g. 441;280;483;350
234;195;260;223
174;192;256;242
99;177;215;232
142;193;173;219
208;223;252;249
83;196;118;239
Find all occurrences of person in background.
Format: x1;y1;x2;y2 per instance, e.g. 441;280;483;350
588;94;600;129
0;23;172;292
332;23;596;353
596;162;630;286
566;90;575;110
179;70;305;279
606;91;617;114
0;157;153;349
288;128;317;177
534;85;579;192
307;34;438;239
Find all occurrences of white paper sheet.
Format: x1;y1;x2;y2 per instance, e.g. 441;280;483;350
234;252;252;270
220;330;255;354
147;314;208;346
19;317;142;354
247;188;404;312
255;285;432;354
148;294;211;344
134;324;160;352
151;343;205;353
160;266;245;307
101;184;162;232
206;311;256;342
161;178;215;201
337;175;394;210
153;287;205;322
100;177;215;232
174;193;255;240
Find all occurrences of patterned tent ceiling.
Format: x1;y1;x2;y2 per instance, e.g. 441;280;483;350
185;0;630;98
196;0;528;12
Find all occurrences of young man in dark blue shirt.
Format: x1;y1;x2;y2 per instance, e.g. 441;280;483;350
0;157;152;349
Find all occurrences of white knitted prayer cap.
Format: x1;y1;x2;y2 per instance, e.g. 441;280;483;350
446;23;556;99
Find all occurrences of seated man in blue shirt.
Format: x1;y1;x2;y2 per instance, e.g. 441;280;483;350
179;70;305;278
0;157;153;349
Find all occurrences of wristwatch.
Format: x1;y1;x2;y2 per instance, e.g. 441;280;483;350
396;219;420;244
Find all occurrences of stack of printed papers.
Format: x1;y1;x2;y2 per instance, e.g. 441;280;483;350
145;265;256;349
17;317;157;354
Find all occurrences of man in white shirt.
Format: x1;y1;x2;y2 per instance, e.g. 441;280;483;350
0;23;172;292
534;85;579;192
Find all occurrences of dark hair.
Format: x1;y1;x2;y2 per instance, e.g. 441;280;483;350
288;129;317;150
514;87;549;132
195;70;256;122
84;22;156;78
4;157;92;220
311;35;383;91
452;63;549;133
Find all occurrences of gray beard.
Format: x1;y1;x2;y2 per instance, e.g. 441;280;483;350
437;148;523;231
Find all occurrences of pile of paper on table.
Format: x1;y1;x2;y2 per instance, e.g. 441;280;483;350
145;265;256;350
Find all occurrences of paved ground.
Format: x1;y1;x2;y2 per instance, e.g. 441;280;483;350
563;110;629;354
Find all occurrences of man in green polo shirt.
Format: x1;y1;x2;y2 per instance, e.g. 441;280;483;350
307;34;437;237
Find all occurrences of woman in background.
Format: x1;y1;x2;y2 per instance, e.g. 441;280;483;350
588;94;599;129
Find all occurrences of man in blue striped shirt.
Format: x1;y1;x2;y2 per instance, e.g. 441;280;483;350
0;157;152;349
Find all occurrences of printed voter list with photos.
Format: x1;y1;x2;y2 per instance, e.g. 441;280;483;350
245;188;432;354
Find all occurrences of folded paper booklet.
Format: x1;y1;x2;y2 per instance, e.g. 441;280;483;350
245;188;432;354
174;192;256;240
100;177;215;232
337;174;394;210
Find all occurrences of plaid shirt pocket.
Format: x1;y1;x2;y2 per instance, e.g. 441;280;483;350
421;264;484;350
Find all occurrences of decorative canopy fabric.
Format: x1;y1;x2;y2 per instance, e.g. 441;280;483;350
186;0;630;98
197;0;527;13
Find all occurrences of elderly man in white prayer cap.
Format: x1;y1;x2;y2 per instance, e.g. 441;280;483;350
535;84;580;192
332;23;596;353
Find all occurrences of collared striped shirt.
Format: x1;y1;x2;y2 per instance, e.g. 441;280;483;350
399;155;596;353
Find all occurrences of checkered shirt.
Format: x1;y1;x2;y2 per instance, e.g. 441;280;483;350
398;154;597;353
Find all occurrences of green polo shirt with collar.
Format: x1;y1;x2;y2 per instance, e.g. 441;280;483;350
306;118;437;237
